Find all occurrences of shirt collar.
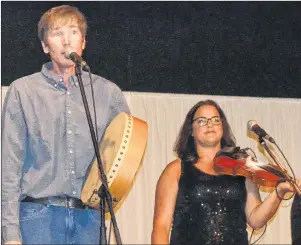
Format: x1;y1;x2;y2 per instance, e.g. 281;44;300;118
41;62;91;88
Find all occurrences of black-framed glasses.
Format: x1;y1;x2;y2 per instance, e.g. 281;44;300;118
192;116;222;127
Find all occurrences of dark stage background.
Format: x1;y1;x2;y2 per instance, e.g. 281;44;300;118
2;1;301;98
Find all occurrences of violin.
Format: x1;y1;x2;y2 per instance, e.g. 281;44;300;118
213;147;301;195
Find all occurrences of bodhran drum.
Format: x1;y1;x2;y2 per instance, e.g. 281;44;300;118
81;112;148;215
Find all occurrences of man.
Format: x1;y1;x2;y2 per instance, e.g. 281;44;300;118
2;5;130;244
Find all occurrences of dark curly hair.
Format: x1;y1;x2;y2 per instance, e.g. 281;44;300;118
173;99;236;164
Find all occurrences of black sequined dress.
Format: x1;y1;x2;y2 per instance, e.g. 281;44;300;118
291;194;301;245
170;161;248;245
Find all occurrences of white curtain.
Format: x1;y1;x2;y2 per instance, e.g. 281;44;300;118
2;87;300;244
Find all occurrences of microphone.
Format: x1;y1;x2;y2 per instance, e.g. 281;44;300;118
64;49;90;71
247;120;276;143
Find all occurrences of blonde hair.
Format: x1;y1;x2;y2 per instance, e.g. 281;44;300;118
38;5;87;42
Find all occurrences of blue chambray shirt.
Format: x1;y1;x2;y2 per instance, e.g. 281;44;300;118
1;62;131;242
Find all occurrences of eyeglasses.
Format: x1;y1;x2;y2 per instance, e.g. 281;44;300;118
192;116;222;127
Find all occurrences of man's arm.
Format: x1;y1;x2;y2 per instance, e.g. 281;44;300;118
110;83;131;118
2;83;27;244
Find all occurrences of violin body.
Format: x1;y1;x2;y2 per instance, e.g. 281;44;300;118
214;147;286;188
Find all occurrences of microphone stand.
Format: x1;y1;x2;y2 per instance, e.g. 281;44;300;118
258;136;301;195
74;64;123;244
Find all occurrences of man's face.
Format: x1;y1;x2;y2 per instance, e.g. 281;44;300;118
192;105;223;148
41;21;86;70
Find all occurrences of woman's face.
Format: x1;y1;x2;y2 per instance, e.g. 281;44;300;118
192;105;223;148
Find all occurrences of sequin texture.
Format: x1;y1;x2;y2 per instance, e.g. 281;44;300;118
170;161;248;245
291;194;301;245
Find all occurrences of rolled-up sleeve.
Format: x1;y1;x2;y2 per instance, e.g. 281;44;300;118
1;84;27;243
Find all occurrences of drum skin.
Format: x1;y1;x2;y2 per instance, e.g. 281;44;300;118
81;112;148;216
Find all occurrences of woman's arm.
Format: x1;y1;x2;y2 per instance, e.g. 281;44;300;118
245;178;301;229
151;159;181;244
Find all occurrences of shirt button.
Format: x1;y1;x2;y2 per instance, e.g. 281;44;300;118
71;170;75;174
68;130;72;134
69;150;73;154
72;191;76;195
67;111;71;114
67;91;70;95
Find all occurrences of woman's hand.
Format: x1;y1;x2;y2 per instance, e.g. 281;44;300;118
276;179;301;198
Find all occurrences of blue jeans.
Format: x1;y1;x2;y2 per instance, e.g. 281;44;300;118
20;202;101;244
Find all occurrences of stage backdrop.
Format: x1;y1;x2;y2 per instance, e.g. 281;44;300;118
2;1;301;98
2;87;301;244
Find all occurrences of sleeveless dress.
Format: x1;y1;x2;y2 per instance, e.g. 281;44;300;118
291;194;301;245
170;161;248;245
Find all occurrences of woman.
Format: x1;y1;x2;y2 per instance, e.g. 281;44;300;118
151;99;301;245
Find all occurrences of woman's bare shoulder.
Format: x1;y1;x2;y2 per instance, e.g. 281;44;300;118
160;158;182;179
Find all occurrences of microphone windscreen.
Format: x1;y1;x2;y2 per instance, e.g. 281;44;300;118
247;120;257;131
64;48;73;59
